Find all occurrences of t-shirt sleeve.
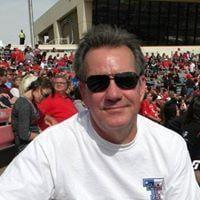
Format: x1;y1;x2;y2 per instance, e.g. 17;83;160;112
0;139;55;199
165;139;200;199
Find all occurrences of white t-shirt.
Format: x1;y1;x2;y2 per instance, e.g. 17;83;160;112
0;111;199;200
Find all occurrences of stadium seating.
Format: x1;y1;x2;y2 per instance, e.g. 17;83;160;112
0;125;14;148
0;125;16;168
0;108;12;125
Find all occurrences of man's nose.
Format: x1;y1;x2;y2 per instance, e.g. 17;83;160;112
104;79;122;102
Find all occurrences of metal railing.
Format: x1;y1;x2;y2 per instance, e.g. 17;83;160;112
48;38;74;45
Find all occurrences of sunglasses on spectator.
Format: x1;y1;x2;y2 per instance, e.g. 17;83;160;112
85;72;140;93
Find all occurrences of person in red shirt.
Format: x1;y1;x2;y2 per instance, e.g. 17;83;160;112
38;74;77;130
11;48;25;65
0;58;9;69
140;92;161;122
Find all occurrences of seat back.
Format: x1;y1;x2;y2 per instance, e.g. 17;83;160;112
0;125;16;168
0;125;15;148
0;108;12;124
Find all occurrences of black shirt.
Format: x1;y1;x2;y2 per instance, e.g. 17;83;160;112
167;116;200;161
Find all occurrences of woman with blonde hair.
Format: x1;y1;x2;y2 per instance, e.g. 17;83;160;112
18;74;38;95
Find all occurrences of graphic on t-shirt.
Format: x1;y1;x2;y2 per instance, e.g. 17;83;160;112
143;178;164;200
193;160;200;170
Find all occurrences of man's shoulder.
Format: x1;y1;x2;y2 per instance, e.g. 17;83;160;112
138;114;185;146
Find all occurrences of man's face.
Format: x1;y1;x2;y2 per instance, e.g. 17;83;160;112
53;77;67;93
80;46;146;142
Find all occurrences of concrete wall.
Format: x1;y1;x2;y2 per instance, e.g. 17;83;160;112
34;0;77;35
76;0;92;38
142;46;200;56
34;0;93;44
11;44;200;57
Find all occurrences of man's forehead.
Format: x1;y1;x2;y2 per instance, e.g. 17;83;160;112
84;46;135;67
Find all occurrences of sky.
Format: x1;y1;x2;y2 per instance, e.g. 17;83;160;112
0;0;58;46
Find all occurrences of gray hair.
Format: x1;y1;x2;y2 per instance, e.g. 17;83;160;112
73;24;145;82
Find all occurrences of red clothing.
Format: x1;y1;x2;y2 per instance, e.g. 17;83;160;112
162;59;171;68
38;93;77;130
140;99;158;119
11;50;17;60
53;67;59;74
0;60;9;68
16;50;25;63
185;73;192;79
57;59;66;67
32;64;41;72
11;49;24;63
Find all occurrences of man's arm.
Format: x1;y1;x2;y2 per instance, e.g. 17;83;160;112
165;140;200;199
0;139;55;199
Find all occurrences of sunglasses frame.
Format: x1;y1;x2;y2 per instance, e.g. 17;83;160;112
85;72;140;93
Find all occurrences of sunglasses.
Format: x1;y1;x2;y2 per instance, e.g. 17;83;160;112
85;72;140;93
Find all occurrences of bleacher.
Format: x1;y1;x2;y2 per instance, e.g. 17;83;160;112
0;108;15;168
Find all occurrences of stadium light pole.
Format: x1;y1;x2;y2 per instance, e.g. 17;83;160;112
28;0;35;47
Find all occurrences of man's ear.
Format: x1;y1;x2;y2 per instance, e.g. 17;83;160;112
78;82;85;100
79;82;89;108
139;75;146;102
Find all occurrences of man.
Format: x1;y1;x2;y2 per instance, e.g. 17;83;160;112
0;25;199;199
18;30;25;45
38;74;77;130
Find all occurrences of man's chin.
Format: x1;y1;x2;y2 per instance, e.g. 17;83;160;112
102;119;130;130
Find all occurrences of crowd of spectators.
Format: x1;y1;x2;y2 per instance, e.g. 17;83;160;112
0;44;199;124
0;44;78;106
140;49;200;124
0;44;200;126
0;44;81;142
0;43;200;181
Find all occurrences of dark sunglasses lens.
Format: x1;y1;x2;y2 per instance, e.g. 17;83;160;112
86;75;110;92
115;72;139;89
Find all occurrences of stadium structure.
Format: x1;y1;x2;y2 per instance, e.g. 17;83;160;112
34;0;200;54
